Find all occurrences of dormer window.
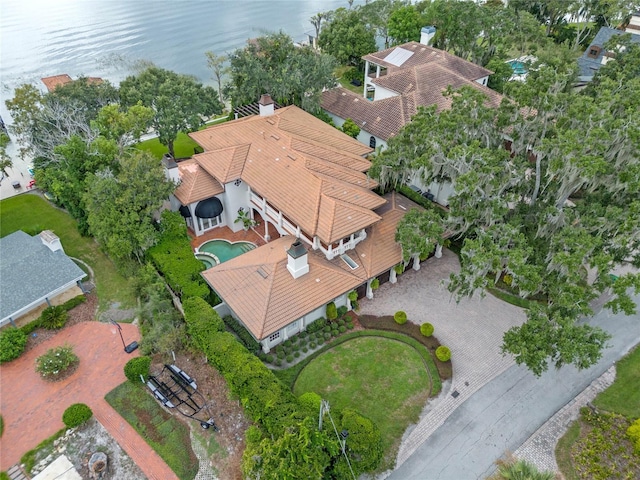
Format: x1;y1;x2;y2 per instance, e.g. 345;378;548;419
587;46;602;58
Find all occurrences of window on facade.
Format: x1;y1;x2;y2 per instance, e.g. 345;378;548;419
369;136;376;149
268;331;280;342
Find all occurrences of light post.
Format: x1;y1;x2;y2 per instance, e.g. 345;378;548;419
110;320;138;353
319;399;356;480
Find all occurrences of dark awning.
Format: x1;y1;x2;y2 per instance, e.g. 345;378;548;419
195;197;223;218
178;205;192;218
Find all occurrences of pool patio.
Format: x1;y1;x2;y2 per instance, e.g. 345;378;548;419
188;211;281;251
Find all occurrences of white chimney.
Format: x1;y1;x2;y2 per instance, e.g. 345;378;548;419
259;94;275;116
39;230;64;253
420;26;436;46
162;154;180;183
286;240;309;279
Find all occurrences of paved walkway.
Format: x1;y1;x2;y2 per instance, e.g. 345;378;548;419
359;249;527;466
0;321;177;480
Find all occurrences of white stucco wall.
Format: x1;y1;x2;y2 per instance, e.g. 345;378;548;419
372;84;398;101
324;112;387;151
475;76;489;86
221;180;250;233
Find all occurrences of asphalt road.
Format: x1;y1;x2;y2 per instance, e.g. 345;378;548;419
389;293;640;480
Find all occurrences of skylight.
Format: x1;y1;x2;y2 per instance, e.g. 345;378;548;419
340;254;359;270
384;48;414;67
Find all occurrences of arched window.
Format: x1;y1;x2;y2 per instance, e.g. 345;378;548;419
369;136;376;149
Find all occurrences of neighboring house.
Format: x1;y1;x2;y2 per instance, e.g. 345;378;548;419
41;74;103;92
577;11;640;84
164;98;430;351
321;27;504;206
0;230;86;328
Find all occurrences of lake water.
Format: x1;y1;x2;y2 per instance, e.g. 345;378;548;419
0;0;363;122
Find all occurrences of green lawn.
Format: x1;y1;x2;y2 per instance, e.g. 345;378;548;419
105;382;199;480
593;344;640;418
0;194;135;311
292;336;431;468
136;132;201;159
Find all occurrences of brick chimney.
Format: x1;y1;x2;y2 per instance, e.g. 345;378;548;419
286;240;309;279
259;94;275;117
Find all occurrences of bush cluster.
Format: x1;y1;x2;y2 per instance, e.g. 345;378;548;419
436;345;451;362
35;344;79;380
306;317;328;334
124;356;151;383
147;211;215;302
183;297;225;346
62;403;93;428
223;315;261;354
0;327;28;364
61;295;87;311
627;418;640;452
326;302;337;321
337;305;348;318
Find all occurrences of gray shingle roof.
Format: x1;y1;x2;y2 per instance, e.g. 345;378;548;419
577;26;640;80
0;231;86;324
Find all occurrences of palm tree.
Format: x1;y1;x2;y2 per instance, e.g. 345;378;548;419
497;459;555;480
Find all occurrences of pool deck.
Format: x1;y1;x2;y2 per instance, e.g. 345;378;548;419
188;212;281;251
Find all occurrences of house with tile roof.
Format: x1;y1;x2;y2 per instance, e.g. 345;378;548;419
577;12;640;84
321;29;505;207
164;97;430;351
41;74;104;93
0;230;86;328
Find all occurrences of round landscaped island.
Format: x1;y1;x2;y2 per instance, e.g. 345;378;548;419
293;336;432;468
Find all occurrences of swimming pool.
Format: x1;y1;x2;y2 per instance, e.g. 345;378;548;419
196;239;256;267
507;60;527;75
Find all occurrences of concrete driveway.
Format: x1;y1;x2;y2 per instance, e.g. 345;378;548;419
359;248;527;465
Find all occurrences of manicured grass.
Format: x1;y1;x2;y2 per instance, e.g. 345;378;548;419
105;382;198;480
292;336;431;468
135;132;201;159
0;194;135;311
336;65;364;95
486;287;532;309
593;344;640;418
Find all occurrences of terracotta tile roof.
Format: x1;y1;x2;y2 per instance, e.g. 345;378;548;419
188;105;381;244
201;236;367;340
355;192;423;278
316;196;381;243
363;41;491;80
41;74;73;92
174;159;224;204
321;74;504;141
322;42;503;141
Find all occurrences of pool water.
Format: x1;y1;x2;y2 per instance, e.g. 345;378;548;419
195;253;216;269
507;60;527;75
197;239;256;266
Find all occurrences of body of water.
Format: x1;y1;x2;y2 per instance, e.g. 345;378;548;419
0;0;362;122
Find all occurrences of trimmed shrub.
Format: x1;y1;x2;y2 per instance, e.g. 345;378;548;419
277;351;285;360
147;211;213;302
436;346;451;362
394;311;408;325
324;325;331;333
394;263;405;275
299;331;307;339
323;332;331;340
351;300;360;311
0;327;27;363
36;344;79;380
348;291;358;302
337;305;348;318
331;329;339;337
40;305;68;330
124;356;151;383
20;319;42;335
258;352;266;361
222;315;261;354
302;347;308;353
62;403;93;428
61;295;87;311
310;341;317;348
326;302;338;321
627;418;640;452
265;355;274;363
184;297;225;346
284;339;292;348
420;323;434;337
286;355;294;363
294;351;300;358
370;278;380;290
298;391;322;414
338;318;346;327
339;326;347;333
275;358;282;366
346;322;354;330
306;317;327;333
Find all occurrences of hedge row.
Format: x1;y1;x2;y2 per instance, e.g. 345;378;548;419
147;211;215;302
184;302;300;436
223;315;261;354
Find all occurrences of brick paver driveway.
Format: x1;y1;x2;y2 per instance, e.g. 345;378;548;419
359;248;527;465
0;321;177;480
